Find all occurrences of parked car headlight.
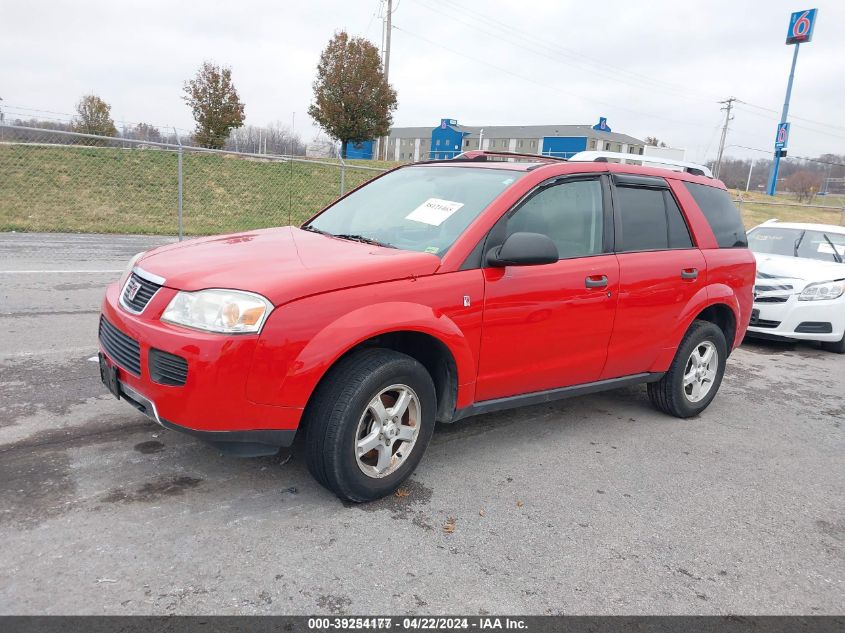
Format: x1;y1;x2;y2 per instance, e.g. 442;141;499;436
161;289;272;333
798;280;845;301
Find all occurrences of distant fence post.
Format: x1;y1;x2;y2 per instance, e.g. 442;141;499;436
174;128;183;241
338;154;347;196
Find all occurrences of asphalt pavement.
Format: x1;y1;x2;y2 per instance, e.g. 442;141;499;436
0;232;842;615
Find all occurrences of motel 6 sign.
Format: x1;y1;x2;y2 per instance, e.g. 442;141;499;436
775;122;790;150
786;9;817;44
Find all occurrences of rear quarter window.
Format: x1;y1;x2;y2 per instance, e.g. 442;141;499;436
683;182;748;248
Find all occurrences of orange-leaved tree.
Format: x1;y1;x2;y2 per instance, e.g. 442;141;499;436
308;31;397;159
183;61;245;149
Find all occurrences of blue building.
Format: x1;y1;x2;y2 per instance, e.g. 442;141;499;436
379;117;644;162
345;139;375;160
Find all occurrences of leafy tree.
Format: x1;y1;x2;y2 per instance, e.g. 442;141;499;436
72;94;117;141
785;170;822;203
183;61;245;149
308;31;397;158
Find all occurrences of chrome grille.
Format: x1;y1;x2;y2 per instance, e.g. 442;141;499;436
149;348;189;386
753;277;794;305
120;272;161;313
99;317;141;375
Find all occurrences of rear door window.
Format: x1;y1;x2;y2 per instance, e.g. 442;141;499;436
615;186;693;252
683;182;748;248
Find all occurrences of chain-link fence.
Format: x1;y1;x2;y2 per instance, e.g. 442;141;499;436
0;124;388;238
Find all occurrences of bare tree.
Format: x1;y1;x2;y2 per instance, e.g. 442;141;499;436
785;170;822;203
127;122;163;143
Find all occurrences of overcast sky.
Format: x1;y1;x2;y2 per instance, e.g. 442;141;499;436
2;0;843;162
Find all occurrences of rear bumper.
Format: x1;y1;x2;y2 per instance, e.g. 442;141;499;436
748;296;844;343
99;282;303;451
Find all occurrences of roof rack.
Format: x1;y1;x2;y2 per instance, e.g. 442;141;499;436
568;151;713;178
451;150;566;164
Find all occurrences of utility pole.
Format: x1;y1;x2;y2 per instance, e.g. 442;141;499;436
380;0;394;160
745;158;755;192
714;96;736;180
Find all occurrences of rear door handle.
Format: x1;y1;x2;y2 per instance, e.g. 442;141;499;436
585;275;608;288
681;268;699;280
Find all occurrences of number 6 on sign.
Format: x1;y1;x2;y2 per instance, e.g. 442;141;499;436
786;8;817;45
775;122;790;150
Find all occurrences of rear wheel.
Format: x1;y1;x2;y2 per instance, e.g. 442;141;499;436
304;348;436;502
821;333;845;354
647;320;727;418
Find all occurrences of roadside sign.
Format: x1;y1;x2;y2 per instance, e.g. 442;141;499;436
786;9;817;45
775;122;790;149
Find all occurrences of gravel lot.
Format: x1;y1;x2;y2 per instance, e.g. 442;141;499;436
0;232;842;615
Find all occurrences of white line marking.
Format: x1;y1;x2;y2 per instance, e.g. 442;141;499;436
1;347;97;359
88;355;100;362
0;270;123;274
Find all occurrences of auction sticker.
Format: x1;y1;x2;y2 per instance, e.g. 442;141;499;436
406;198;464;226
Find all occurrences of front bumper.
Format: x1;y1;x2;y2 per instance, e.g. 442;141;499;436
99;282;302;454
747;294;844;342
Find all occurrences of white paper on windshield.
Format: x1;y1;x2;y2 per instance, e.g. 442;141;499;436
405;198;464;226
818;242;845;256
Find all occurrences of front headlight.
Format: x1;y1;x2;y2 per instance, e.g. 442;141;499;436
161;289;273;333
798;280;845;301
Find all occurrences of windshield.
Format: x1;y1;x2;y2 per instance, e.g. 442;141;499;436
747;226;845;264
304;166;522;255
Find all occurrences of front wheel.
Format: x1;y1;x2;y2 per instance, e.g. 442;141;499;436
821;332;845;354
304;348;436;502
647;320;728;418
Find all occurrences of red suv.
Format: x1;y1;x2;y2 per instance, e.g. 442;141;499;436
99;151;754;501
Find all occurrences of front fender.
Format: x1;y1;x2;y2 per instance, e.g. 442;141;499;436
247;299;479;410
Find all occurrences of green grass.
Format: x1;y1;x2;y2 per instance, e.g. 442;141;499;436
0;145;392;235
731;189;845;229
4;145;840;236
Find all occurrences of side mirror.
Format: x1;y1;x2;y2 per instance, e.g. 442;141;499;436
486;232;559;267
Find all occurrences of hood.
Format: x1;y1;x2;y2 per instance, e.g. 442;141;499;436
136;227;441;305
753;252;845;291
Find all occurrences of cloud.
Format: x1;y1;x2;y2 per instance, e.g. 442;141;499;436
1;0;841;160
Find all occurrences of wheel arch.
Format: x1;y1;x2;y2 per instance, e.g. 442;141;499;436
693;302;738;353
288;302;475;422
650;289;741;372
306;330;461;424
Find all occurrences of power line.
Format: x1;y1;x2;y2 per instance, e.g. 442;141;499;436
421;0;718;105
392;23;713;130
421;0;841;139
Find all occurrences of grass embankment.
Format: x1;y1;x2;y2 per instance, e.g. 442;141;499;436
730;188;845;229
2;144;841;236
0;144;393;235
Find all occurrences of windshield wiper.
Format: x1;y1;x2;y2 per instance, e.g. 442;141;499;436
793;230;806;257
332;234;396;248
301;224;332;236
821;233;844;263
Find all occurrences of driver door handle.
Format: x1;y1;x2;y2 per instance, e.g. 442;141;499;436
681;268;699;280
585;275;608;288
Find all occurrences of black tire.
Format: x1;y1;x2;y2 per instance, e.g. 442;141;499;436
304;348;436;502
821;333;845;354
647;320;728;418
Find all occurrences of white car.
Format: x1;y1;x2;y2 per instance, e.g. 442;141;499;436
746;219;845;353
